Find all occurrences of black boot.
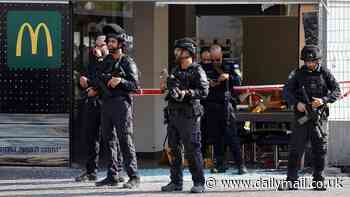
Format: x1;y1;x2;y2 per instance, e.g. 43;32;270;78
190;184;205;193
278;180;299;191
211;157;226;174
75;171;97;182
123;176;140;189
95;176;121;187
161;182;183;192
116;176;125;183
312;180;327;191
238;164;248;175
210;166;226;173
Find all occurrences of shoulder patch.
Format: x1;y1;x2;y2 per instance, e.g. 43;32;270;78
288;70;296;79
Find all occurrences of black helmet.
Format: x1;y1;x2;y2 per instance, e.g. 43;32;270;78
301;45;322;61
174;37;197;56
102;23;127;42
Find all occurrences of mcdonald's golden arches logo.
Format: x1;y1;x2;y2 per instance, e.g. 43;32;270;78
16;22;53;57
7;11;61;69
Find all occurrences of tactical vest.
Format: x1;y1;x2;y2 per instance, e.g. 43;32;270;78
165;64;204;119
296;66;328;103
166;64;199;100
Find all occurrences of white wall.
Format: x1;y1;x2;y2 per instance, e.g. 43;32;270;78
133;2;168;153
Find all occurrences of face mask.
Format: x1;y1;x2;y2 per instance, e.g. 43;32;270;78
201;63;212;68
213;62;222;68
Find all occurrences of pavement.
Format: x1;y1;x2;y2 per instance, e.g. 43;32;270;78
0;166;349;197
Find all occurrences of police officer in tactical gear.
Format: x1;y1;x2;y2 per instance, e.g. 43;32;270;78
75;33;113;182
202;45;247;175
279;45;341;191
199;47;212;159
94;24;140;189
161;38;209;193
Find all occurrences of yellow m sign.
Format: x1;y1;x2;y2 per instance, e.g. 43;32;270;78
16;22;53;57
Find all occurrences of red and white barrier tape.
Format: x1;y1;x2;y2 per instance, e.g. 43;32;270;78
133;81;350;100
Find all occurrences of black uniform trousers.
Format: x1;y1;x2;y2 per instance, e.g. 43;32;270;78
83;97;124;174
101;96;138;178
203;102;243;167
287;118;328;181
167;106;205;186
82;98;101;174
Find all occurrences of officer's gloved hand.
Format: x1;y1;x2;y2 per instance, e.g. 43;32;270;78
170;87;186;102
169;88;178;99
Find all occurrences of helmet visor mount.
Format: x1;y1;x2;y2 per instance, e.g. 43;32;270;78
301;45;322;61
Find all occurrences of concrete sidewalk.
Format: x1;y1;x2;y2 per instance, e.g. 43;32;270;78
0;167;349;197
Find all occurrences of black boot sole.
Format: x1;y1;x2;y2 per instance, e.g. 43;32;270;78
161;187;183;192
95;182;119;187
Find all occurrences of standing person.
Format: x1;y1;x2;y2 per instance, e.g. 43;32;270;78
202;44;247;175
279;45;341;191
199;47;211;159
161;38;209;193
94;24;140;189
75;33;122;182
199;47;211;65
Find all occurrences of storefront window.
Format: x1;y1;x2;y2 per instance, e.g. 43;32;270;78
194;5;300;85
197;16;242;64
73;1;133;74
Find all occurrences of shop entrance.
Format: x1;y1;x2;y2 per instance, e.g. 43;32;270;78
195;5;299;85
